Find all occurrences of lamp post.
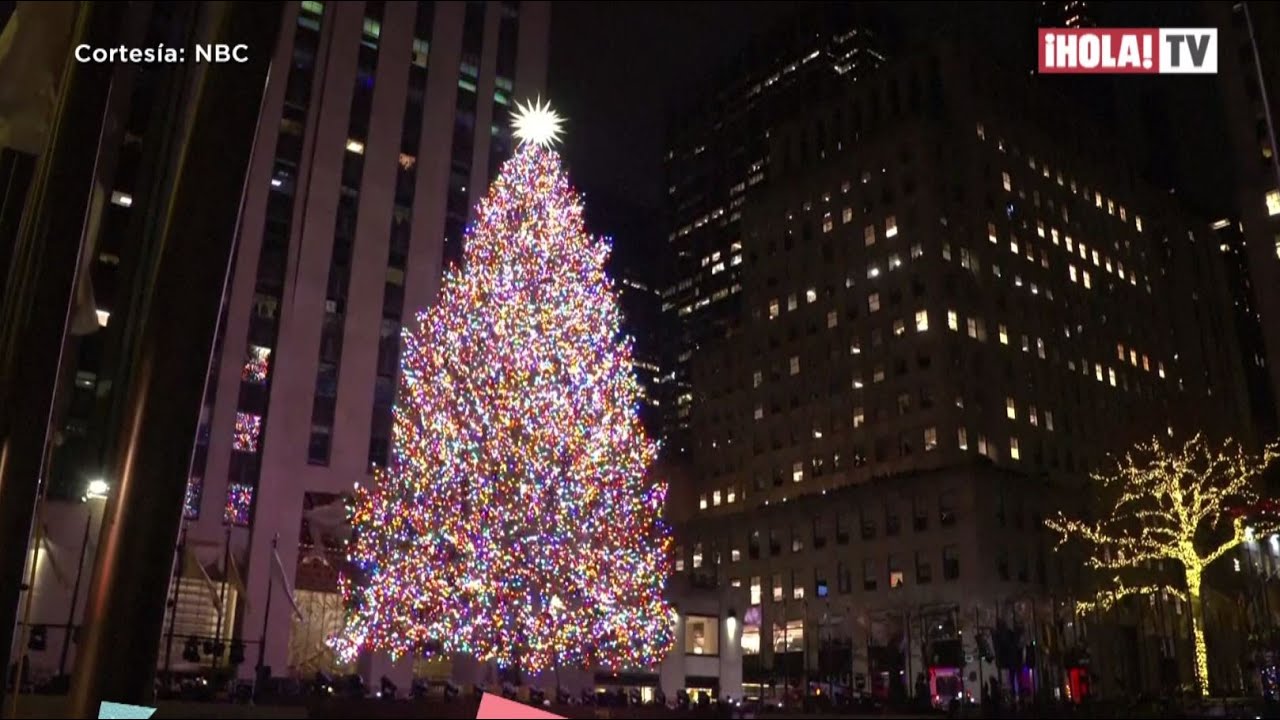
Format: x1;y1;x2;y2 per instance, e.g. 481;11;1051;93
58;481;107;677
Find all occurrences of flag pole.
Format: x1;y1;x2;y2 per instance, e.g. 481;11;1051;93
256;533;278;687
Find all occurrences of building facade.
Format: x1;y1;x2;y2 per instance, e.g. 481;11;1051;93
174;0;549;679
677;41;1250;701
659;7;885;457
1209;0;1280;442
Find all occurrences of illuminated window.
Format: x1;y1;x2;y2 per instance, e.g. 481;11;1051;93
868;293;881;312
1037;221;1045;238
888;253;902;270
727;487;736;503
699;495;707;510
1010;437;1020;460
850;341;862;355
750;576;762;604
1045;410;1055;431
769;299;780;319
1136;216;1144;232
1095;191;1102;208
792;462;804;483
1010;238;1019;254
1120;206;1127;221
948;310;959;331
978;434;990;457
693;543;705;566
924;427;938;451
1066;235;1074;252
873;365;885;383
1095;363;1104;382
1158;362;1166;379
1006;397;1017;420
1083;271;1092;289
1002;172;1012;191
233;412;262;452
787;294;798;311
1021;335;1030;352
1051;228;1060;245
773;619;804;652
823;214;833;233
684;615;719;656
243;345;271;383
1069;265;1078;283
1091;249;1100;267
346;138;365;154
1129;349;1138;367
754;404;764;420
843;207;853;223
966;318;978;339
864;225;877;246
793;581;805;600
853;407;865;428
867;263;881;279
224;483;254;526
1108;367;1117;386
1107;199;1115;215
998;324;1009;345
1268;190;1280;216
893;319;906;337
753;370;763;388
977;122;985;139
886;215;898;238
1029;405;1039;426
110;191;133;208
915;310;929;332
958;427;969;450
772;575;783;602
889;555;905;588
806;287;818;303
789;356;800;375
988;222;998;243
827;310;838;328
1117;343;1126;361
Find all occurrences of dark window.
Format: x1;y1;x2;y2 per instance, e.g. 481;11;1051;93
943;545;960;580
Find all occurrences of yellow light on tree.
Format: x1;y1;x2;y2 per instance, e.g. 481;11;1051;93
1045;433;1279;697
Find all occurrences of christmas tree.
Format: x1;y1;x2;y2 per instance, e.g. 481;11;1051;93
332;99;676;674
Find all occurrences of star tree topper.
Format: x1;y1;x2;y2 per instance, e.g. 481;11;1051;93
511;97;565;148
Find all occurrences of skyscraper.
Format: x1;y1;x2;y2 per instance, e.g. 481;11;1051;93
173;0;548;680
1209;0;1280;440
676;40;1250;700
660;6;885;457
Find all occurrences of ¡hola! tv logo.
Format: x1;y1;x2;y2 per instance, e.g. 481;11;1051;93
1038;28;1217;74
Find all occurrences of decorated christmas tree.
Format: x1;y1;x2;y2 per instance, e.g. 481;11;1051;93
332;99;676;674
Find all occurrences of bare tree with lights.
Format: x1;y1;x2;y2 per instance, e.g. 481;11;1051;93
1045;433;1279;697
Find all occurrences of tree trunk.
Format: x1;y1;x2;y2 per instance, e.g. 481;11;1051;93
1186;575;1210;697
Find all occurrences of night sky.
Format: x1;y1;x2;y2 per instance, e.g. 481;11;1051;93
546;1;1228;252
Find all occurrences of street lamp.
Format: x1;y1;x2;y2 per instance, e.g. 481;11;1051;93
84;479;109;501
61;480;108;675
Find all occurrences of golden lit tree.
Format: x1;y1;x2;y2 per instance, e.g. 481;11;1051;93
1045;433;1279;696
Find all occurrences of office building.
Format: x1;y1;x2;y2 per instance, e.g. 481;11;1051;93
1208;1;1280;440
173;0;548;680
676;41;1250;701
588;193;669;436
660;7;885;457
1;2;279;700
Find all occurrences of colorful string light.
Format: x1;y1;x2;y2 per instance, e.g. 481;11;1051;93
1046;433;1280;697
331;141;676;674
243;345;271;384
233;412;262;453
224;482;254;526
184;476;203;520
